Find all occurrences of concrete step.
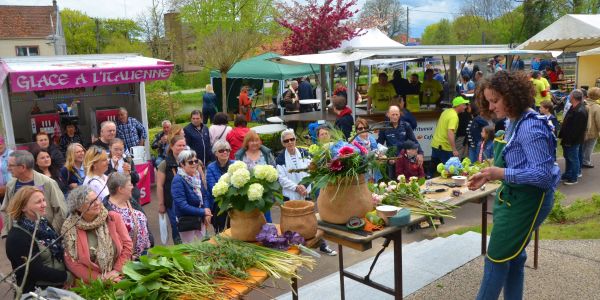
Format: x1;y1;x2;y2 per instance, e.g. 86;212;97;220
277;231;485;300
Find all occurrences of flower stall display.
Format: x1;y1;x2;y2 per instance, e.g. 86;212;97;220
299;140;381;224
73;237;315;300
370;176;458;227
212;161;283;241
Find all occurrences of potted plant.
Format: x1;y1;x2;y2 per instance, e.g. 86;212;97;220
299;135;381;224
212;161;283;241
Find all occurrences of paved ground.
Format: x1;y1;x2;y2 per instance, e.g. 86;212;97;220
0;153;598;298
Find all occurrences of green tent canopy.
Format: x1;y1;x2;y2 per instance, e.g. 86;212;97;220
210;52;320;80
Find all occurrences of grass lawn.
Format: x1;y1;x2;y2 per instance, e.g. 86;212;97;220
438;194;600;240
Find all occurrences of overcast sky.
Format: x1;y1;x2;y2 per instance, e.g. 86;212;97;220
2;0;460;38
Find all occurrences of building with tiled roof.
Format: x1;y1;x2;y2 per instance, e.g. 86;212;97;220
0;0;66;57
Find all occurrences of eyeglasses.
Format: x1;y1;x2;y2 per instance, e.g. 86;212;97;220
186;159;200;165
356;127;368;131
217;149;231;154
282;137;296;143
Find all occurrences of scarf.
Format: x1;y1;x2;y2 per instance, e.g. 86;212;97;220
177;168;204;206
61;207;114;273
17;217;64;262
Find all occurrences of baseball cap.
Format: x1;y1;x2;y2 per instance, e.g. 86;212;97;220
452;96;470;107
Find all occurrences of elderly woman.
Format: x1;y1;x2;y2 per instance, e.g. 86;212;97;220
156;135;187;245
235;130;275;223
6;186;70;292
107;138;140;201
205;140;234;233
104;173;151;259
33;149;68;195
171;149;212;243
82;146;110;200
61;185;133;283
354;118;383;182
275;129;311;201
468;71;560;300
60;143;86;190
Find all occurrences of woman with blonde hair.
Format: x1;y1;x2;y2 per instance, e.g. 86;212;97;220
62;185;132;283
203;84;218;124
82;146;110;200
234;130;275;222
6;186;70;292
168;124;185;144
60;143;86;190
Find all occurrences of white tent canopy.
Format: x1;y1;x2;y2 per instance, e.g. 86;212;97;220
577;45;600;56
517;14;600;52
333;28;405;51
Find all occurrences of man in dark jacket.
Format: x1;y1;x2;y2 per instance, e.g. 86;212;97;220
184;110;214;167
559;89;588;185
333;95;354;140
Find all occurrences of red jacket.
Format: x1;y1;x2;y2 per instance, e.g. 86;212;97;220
63;211;133;284
395;150;425;179
239;91;252;121
226;127;250;159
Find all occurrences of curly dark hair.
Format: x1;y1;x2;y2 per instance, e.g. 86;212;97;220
476;71;534;119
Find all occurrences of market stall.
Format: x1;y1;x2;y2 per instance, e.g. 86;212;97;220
577;46;600;89
0;54;174;204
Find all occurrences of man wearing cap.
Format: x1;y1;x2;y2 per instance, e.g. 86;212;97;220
431;96;470;169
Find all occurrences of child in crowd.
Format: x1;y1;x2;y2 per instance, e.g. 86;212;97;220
466;109;490;163
477;126;495;162
539;100;560;135
395;140;425;179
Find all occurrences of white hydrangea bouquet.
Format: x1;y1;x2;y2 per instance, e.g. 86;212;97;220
212;161;283;214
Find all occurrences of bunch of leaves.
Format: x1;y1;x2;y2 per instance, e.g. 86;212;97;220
174;241;257;279
70;278;118;300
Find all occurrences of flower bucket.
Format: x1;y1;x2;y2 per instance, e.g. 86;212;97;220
280;200;318;240
317;174;374;224
229;209;267;242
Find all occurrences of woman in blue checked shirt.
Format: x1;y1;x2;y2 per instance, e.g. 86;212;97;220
468;71;560;300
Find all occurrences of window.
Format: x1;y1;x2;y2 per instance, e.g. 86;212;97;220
16;46;39;56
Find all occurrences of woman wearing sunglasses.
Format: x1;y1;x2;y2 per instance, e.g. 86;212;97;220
354;118;383;182
82;146;110;200
171;149;212;243
205;140;234;233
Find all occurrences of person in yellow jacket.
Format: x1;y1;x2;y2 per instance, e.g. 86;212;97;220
430;96;470;168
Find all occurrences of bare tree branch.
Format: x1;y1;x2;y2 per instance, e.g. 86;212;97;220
15;217;40;299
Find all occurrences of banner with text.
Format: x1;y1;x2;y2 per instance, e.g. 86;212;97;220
8;65;173;92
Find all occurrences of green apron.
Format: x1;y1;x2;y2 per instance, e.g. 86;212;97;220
487;120;546;263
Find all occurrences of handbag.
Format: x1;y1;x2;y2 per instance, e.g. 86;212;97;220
158;213;169;245
177;215;203;232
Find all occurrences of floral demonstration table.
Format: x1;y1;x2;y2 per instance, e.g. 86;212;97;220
318;178;502;300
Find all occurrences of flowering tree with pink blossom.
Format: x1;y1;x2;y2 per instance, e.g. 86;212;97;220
276;0;362;55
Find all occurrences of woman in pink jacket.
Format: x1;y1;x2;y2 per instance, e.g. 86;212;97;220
61;185;132;283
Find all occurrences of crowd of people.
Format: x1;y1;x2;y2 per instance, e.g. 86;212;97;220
0;61;598;297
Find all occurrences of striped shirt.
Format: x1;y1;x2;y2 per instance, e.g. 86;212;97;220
502;110;560;191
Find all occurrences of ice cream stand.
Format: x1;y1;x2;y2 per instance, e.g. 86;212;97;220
0;54;174;204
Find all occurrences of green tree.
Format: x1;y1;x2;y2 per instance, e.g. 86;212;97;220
61;9;97;54
421;19;454;45
180;0;280;113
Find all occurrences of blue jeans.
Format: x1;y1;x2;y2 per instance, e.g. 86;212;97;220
166;205;181;243
562;145;581;181
468;146;479;163
476;188;555;300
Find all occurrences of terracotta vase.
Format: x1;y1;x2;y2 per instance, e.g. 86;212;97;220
229;209;267;242
317;174;374;224
280;200;318;239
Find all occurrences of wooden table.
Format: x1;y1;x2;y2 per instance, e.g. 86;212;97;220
318;179;501;300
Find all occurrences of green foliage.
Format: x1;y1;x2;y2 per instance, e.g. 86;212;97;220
61;8;149;55
421;19;455;45
548;191;567;223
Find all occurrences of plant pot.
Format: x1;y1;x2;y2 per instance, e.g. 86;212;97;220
280;200;318;240
317;174;374;224
229;209;267;242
